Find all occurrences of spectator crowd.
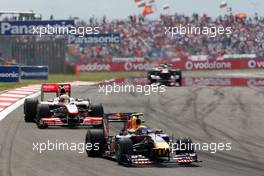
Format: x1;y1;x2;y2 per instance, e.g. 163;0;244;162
1;13;258;63
69;13;264;63
1;12;264;63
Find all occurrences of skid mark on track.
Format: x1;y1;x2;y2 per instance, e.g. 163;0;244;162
158;88;202;120
144;96;187;135
196;88;261;167
2;84;264;176
232;92;250;129
204;123;263;169
151;87;263;171
198;88;225;121
201;151;264;174
190;88;222;141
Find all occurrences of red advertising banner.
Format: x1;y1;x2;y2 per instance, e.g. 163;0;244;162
77;59;264;72
174;59;264;71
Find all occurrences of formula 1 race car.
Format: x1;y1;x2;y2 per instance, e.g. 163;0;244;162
24;83;104;128
147;64;182;86
85;113;199;166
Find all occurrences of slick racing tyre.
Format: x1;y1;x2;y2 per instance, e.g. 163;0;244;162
85;129;106;157
24;98;39;122
116;138;133;165
89;104;104;117
36;104;49;129
175;70;182;87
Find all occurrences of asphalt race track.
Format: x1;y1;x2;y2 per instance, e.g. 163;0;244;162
0;85;264;176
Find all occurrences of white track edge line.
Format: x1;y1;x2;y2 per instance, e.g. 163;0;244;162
0;91;40;121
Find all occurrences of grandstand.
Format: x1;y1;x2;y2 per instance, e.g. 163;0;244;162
68;13;264;63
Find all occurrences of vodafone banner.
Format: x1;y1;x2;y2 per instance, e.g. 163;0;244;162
175;59;264;71
78;62;157;72
77;59;264;72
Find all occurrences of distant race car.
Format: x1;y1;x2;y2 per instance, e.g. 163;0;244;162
147;64;182;86
24;83;104;128
85;113;199;166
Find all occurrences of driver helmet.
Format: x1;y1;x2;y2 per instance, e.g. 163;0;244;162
128;115;142;133
59;94;70;103
162;64;168;69
136;125;148;135
132;116;142;129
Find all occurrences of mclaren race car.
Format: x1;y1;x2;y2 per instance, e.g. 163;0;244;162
147;64;182;86
24;83;104;128
85;113;199;166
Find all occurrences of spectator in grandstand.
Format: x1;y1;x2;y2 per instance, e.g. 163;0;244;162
20;13;262;63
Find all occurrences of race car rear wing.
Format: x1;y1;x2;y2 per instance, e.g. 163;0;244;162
41;83;71;101
104;112;144;123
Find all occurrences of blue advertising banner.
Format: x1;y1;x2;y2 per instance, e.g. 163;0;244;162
0;66;19;82
20;66;48;80
0;20;74;35
67;33;121;45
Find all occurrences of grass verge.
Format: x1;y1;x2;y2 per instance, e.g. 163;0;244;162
0;72;145;92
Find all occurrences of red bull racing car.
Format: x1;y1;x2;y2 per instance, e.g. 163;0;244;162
85;113;200;166
24;83;104;128
147;64;182;86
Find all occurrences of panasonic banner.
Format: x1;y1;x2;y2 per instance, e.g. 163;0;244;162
0;66;19;82
0;20;74;35
20;66;48;80
68;33;121;45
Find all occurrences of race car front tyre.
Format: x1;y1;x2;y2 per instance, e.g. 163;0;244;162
36;104;49;129
116;138;133;165
85;129;106;157
24;98;39;122
89;104;104;128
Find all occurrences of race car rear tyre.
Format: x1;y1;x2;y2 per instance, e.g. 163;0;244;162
85;129;106;157
116;138;133;165
24;98;39;122
175;71;182;87
36;104;49;129
89;104;104;117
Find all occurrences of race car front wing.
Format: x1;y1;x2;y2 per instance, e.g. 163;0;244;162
120;153;200;166
40;116;103;126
